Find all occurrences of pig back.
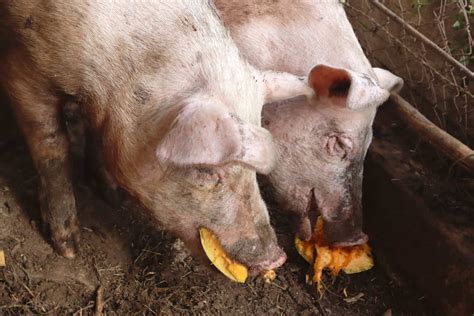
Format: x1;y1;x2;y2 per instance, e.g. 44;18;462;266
1;0;254;110
216;0;374;76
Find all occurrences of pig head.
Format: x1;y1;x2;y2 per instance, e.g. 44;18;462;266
262;65;402;245
216;0;403;245
135;96;286;273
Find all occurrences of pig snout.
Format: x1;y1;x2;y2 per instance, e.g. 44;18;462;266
215;217;287;274
322;216;368;247
319;159;369;247
186;224;286;275
319;202;368;247
224;236;287;275
290;186;368;247
249;245;287;273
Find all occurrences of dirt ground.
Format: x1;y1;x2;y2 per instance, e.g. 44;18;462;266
0;104;438;315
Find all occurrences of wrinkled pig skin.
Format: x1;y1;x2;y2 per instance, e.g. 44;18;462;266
216;0;404;246
0;0;313;273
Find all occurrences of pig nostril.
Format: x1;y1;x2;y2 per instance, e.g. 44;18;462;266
249;247;287;273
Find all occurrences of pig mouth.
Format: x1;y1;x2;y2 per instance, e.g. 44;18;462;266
330;234;369;247
248;247;287;275
199;227;287;282
295;188;319;241
298;188;368;247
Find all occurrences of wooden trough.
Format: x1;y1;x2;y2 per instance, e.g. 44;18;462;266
363;102;474;315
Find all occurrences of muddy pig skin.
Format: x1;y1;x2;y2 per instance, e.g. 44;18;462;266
0;0;313;273
215;0;404;246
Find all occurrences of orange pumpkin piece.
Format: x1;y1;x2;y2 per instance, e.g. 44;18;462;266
295;217;373;292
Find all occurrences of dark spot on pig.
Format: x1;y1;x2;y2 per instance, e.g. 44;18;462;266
325;119;339;135
145;51;164;68
328;78;351;97
217;0;314;27
24;16;33;29
85;59;99;76
263;119;270;126
133;86;151;105
229;114;247;159
360;73;376;86
195;52;202;63
181;16;197;32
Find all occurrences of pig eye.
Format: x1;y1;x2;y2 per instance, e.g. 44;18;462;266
324;134;353;160
189;167;222;190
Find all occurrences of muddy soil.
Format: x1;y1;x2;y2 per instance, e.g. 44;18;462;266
0;104;436;315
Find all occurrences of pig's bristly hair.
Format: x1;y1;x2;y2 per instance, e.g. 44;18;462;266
126;0;266;125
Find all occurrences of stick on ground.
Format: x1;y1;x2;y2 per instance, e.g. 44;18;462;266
0;250;5;267
390;94;474;173
94;285;105;316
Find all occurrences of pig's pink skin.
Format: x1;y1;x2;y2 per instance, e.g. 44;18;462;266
216;0;403;245
263;97;375;244
0;0;313;271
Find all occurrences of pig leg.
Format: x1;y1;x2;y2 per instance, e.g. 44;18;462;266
62;102;123;208
84;130;124;208
4;63;80;258
63;101;86;180
61;103;123;207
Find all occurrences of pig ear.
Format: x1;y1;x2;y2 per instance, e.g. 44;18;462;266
156;100;276;174
262;70;314;104
308;65;390;110
372;67;404;94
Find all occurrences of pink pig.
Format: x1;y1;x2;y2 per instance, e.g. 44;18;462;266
216;0;403;245
0;0;314;273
